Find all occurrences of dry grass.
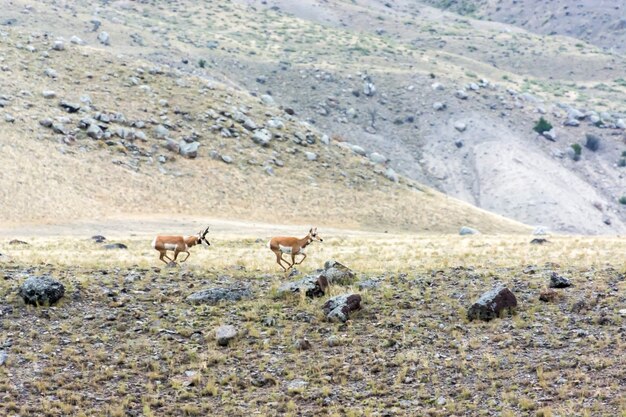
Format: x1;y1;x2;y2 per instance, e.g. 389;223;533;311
1;233;626;416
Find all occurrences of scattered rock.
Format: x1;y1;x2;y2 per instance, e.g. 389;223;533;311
103;243;128;250
351;145;367;156
322;260;357;285
323;293;362;322
42;90;56;99
459;226;479;235
369;152;388;164
8;239;28;245
286;379;308;393
549;272;572;289
454;90;468;100
18;276;65;306
39;118;53;128
52;40;65;51
98;31;110;46
530;238;548;245
454;121;467;132
215;325;237;346
59;100;80;113
279;274;329;298
467;285;517;321
385;168;399;182
305;151;317;161
44;68;58;78
91;235;106;243
433;102;446;111
0;350;7;366
543;129;557;141
179;141;199;158
70;35;85;45
51;123;68;135
87;123;103;139
294;339;312;351
252;129;272;146
154;124;169;139
187;287;252;305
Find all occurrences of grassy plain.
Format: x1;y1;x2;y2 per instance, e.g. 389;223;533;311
1;231;625;416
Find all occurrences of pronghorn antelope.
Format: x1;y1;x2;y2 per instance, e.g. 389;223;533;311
267;227;323;272
152;226;210;264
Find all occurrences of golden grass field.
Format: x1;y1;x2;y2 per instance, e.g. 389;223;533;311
1;229;626;416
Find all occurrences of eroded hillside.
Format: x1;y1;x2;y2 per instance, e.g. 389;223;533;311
0;30;526;234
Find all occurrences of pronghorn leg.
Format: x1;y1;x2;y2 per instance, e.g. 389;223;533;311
159;251;172;264
274;251;289;272
179;251;191;263
290;254;297;269
172;249;181;262
295;253;307;265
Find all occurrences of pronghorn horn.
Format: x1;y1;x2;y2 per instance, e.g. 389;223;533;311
203;226;210;236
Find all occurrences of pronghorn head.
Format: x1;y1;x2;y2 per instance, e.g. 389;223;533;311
197;226;211;246
309;227;323;243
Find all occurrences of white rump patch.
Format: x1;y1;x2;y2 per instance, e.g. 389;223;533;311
279;244;295;254
151;237;157;249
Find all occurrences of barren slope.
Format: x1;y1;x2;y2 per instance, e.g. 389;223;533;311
0;30;526;234
2;0;626;233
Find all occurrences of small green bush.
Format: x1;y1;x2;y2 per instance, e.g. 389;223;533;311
619;196;626;205
533;117;553;134
618;159;626;168
198;59;207;68
621;150;626;158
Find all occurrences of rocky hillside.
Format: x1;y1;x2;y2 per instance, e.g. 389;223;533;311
0;29;526;234
2;0;625;234
422;0;626;54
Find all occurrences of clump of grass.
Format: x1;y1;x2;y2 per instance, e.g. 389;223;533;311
585;134;601;152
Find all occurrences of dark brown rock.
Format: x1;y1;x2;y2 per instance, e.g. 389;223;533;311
467;285;517;321
323;293;362;322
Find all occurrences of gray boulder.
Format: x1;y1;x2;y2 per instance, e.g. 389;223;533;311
187;287;252;305
18;276;65;306
278;275;329;298
154;124;169;139
351;145;367;156
549;272;572;289
369;152;388;164
98;31;110;46
323;293;362;322
51;123;68;135
215;325;237;346
52;40;65;51
252;129;272;146
323;260;356;285
467;285;517;321
455;90;468;100
179;141;199;158
70;35;85;45
87;123;103;139
433;102;446;111
459;226;479;235
385;168;399;182
0;350;7;366
454;121;467;132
